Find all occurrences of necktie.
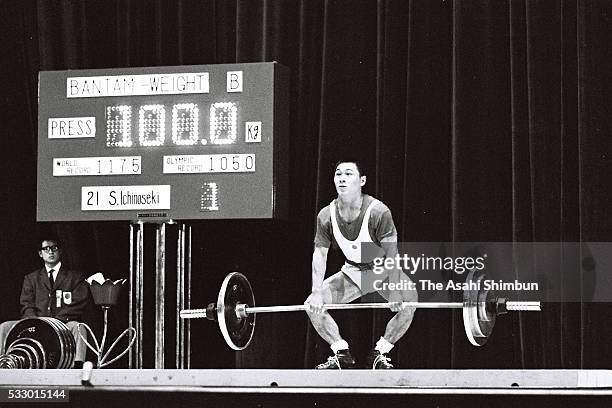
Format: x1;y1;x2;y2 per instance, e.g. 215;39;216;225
48;269;55;287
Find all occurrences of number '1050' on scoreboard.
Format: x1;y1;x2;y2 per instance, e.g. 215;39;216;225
37;62;289;221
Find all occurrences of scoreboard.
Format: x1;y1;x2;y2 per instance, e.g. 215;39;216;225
37;62;289;221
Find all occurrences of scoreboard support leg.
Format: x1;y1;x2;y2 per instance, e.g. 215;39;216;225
128;221;192;369
129;222;145;369
154;224;166;369
176;223;192;369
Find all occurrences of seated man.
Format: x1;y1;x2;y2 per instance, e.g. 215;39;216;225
305;160;418;369
0;237;90;368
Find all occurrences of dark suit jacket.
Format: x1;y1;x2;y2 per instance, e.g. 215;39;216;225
19;267;90;323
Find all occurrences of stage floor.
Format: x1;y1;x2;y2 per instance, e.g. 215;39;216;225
1;369;612;395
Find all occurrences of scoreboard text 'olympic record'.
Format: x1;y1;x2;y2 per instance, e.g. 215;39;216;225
37;62;289;221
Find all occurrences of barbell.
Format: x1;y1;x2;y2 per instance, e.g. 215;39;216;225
0;317;76;369
181;269;541;350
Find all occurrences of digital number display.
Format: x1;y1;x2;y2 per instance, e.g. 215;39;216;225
106;106;132;147
138;104;166;147
200;182;219;212
37;63;289;221
103;101;240;147
172;103;199;145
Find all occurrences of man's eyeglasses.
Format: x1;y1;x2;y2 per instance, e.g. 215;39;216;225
40;245;59;253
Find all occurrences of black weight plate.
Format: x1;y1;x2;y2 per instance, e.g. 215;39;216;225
217;272;256;350
463;269;496;346
8;344;35;368
6;318;63;368
9;337;46;369
48;318;75;368
0;354;19;369
39;317;68;368
47;318;75;368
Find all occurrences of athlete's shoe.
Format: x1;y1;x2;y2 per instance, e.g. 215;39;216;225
365;349;394;369
315;350;356;369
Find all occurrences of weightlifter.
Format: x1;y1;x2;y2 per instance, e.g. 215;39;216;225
0;237;90;368
305;160;417;369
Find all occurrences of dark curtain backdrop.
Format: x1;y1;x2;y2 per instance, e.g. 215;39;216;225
1;0;611;369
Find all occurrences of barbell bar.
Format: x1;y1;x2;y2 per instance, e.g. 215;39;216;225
249;300;539;314
181;300;540;318
180;270;541;350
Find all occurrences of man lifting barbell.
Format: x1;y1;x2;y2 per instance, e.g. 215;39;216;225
178;160;541;359
304;160;418;369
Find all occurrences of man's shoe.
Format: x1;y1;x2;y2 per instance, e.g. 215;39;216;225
315;350;356;369
366;350;394;369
